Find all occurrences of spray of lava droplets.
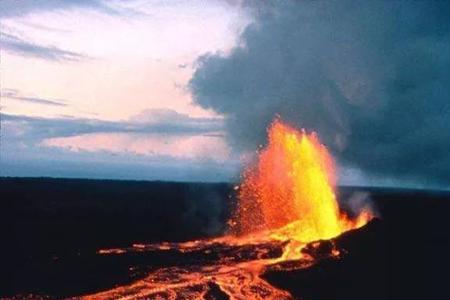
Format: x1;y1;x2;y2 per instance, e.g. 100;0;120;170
80;118;373;300
231;119;372;249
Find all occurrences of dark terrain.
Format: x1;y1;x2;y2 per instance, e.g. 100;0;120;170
1;177;449;299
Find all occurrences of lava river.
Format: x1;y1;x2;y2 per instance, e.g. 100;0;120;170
80;119;373;300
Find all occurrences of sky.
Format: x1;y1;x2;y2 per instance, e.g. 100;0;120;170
1;1;449;188
1;0;249;182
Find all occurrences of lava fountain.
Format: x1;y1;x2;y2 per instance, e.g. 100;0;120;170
81;118;373;300
231;119;371;256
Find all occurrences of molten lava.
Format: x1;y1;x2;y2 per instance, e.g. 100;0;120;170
233;119;371;245
79;118;373;300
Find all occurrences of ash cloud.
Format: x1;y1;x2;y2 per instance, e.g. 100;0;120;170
189;1;450;187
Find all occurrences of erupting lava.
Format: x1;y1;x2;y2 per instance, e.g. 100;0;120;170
231;119;371;254
81;118;373;300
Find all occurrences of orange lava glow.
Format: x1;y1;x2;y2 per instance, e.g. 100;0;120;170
232;119;372;251
77;118;373;300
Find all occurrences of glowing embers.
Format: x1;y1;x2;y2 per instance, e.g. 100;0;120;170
81;118;373;299
232;119;372;248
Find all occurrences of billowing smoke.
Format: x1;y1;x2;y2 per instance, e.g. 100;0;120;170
189;1;450;187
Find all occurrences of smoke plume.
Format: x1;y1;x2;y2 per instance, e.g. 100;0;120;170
189;0;450;187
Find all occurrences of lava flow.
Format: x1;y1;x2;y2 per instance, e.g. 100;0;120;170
80;118;373;300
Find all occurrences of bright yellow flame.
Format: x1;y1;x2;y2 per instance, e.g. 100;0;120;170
80;118;374;300
232;119;372;244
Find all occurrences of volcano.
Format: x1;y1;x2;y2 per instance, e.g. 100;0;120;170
2;182;449;300
79;220;377;299
67;119;372;299
2;120;448;300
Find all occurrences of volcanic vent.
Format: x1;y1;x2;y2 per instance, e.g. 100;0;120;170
83;118;373;299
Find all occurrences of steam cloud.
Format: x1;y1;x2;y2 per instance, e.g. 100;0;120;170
189;1;450;187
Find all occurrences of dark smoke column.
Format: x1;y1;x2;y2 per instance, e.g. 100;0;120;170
189;0;450;188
